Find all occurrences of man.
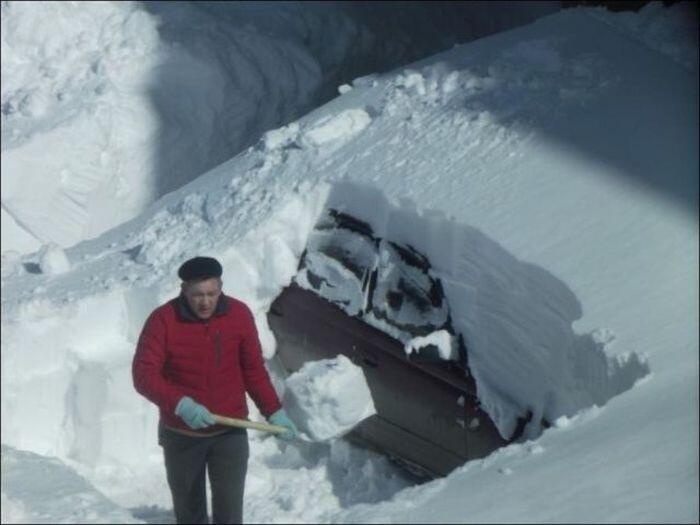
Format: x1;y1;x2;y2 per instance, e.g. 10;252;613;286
133;256;298;524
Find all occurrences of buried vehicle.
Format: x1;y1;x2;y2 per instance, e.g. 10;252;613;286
268;208;531;478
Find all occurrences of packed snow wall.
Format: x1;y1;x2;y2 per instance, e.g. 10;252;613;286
1;1;560;253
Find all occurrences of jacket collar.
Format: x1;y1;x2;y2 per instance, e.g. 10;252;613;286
176;293;229;323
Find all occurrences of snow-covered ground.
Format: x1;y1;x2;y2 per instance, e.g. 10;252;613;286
1;445;141;524
2;1;698;523
1;0;557;253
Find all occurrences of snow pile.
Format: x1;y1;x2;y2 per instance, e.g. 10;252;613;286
1;207;42;255
1;249;23;280
283;355;376;442
242;438;413;523
299;183;651;440
0;183;414;521
0;1;355;252
587;1;698;72
1;1;164;250
1;445;142;524
1;1;560;255
1;3;697;523
0;184;330;464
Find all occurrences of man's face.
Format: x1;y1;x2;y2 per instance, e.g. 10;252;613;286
182;277;222;320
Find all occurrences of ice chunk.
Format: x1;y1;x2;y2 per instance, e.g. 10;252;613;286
282;355;376;441
38;243;71;275
262;123;300;151
302;109;371;148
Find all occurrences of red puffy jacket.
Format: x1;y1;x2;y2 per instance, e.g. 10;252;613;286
132;293;282;434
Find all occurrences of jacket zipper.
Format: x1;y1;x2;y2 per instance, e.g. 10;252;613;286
203;321;212;393
204;321;222;367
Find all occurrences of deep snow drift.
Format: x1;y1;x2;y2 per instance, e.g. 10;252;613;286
294;187;652;440
1;2;698;524
0;0;558;253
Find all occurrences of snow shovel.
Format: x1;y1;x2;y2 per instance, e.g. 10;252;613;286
213;355;376;443
212;414;319;446
212;414;289;435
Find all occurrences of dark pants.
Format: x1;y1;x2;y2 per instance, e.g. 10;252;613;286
159;425;249;525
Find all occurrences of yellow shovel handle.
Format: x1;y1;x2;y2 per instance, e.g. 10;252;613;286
213;414;288;434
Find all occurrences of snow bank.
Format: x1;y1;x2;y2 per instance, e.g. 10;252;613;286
1;3;696;523
1;207;41;254
1;1;560;255
0;182;330;462
0;1;336;252
1;445;142;524
587;1;698;72
283;355;376;441
1;1;164;250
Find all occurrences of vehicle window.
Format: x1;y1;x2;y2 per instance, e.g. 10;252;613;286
295;209;379;316
366;240;451;343
295;208;466;369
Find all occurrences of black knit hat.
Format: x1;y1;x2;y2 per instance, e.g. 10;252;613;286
178;256;223;281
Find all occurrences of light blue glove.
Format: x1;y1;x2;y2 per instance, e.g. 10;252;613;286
175;396;216;429
268;409;299;441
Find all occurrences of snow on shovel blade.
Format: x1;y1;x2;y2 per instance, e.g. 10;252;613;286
282;354;376;442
